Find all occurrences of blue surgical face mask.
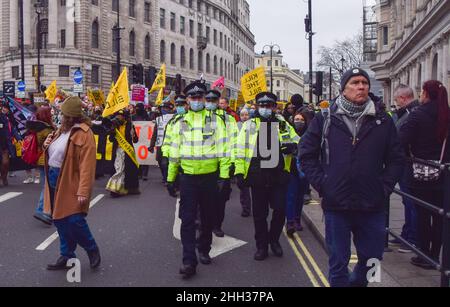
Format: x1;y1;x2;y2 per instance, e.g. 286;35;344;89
249;108;256;118
259;107;273;119
190;101;205;112
161;109;170;115
176;106;187;115
205;102;218;111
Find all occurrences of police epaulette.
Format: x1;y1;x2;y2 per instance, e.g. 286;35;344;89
170;114;185;125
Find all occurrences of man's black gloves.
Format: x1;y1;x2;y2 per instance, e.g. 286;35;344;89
281;143;298;155
167;182;178;198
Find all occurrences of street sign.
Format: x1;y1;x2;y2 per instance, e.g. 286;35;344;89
17;81;26;92
73;83;84;93
3;81;15;98
73;69;83;84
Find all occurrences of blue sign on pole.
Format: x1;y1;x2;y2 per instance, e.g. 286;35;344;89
17;81;26;92
74;69;83;84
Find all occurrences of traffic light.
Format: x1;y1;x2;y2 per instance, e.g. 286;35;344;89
313;71;323;97
146;66;157;88
132;64;144;84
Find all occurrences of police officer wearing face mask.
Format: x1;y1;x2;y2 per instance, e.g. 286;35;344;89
160;95;188;179
167;81;231;279
149;101;175;185
235;92;300;261
205;90;238;237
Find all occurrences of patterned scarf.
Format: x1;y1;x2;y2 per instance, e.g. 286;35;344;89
336;95;370;118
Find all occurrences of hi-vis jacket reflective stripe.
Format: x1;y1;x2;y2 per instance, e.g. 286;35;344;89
215;109;238;162
155;114;174;147
161;114;182;158
235;115;300;179
167;109;231;182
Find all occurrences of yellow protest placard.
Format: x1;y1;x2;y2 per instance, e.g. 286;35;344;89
149;64;166;93
103;69;130;118
45;80;58;103
92;89;105;106
240;67;268;102
155;88;164;106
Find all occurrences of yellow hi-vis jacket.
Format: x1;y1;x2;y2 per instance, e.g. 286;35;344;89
235;115;300;179
215;109;239;163
167;109;231;183
161;114;183;158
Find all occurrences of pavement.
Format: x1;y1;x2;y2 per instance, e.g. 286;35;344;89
0;168;331;287
302;191;442;287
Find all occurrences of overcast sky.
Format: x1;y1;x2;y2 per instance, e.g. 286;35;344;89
247;0;364;72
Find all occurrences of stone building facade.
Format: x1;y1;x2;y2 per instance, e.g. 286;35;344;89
0;0;255;99
371;0;450;105
254;52;305;102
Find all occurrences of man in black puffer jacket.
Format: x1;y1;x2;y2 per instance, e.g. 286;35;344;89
299;68;404;287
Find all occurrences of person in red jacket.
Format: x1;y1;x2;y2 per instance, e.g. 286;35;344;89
218;97;240;122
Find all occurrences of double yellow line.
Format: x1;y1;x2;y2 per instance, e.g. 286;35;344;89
284;230;330;288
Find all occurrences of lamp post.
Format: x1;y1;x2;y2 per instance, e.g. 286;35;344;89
261;44;282;93
340;56;346;74
112;3;124;79
34;2;44;92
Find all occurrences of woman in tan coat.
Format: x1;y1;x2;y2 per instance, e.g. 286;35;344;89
43;96;101;271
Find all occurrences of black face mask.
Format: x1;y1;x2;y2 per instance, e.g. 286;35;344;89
294;121;306;131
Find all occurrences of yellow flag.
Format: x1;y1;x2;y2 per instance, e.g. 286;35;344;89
103;69;130;118
45;80;58;103
155;88;164;106
149;64;166;93
240;67;268;102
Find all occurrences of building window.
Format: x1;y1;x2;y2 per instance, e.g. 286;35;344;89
189;48;194;70
12;66;20;79
198;51;203;72
60;29;66;48
213;56;217;75
160;40;166;62
144;2;151;22
171;43;176;65
32;65;44;78
170;12;176;31
129;30;135;57
180;16;185;35
145;34;151;60
112;0;119;12
112;23;118;53
91;20;99;49
206;53;210;73
180;46;186;68
129;0;135;17
91;65;100;84
59;65;70;77
276;80;281;87
160;9;166;29
382;26;389;46
189;20;194;38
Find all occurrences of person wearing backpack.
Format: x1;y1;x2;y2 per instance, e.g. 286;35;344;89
299;68;404;287
26;106;56;225
399;80;450;269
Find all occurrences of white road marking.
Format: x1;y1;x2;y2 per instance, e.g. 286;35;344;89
0;192;23;204
35;194;105;251
173;198;247;258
